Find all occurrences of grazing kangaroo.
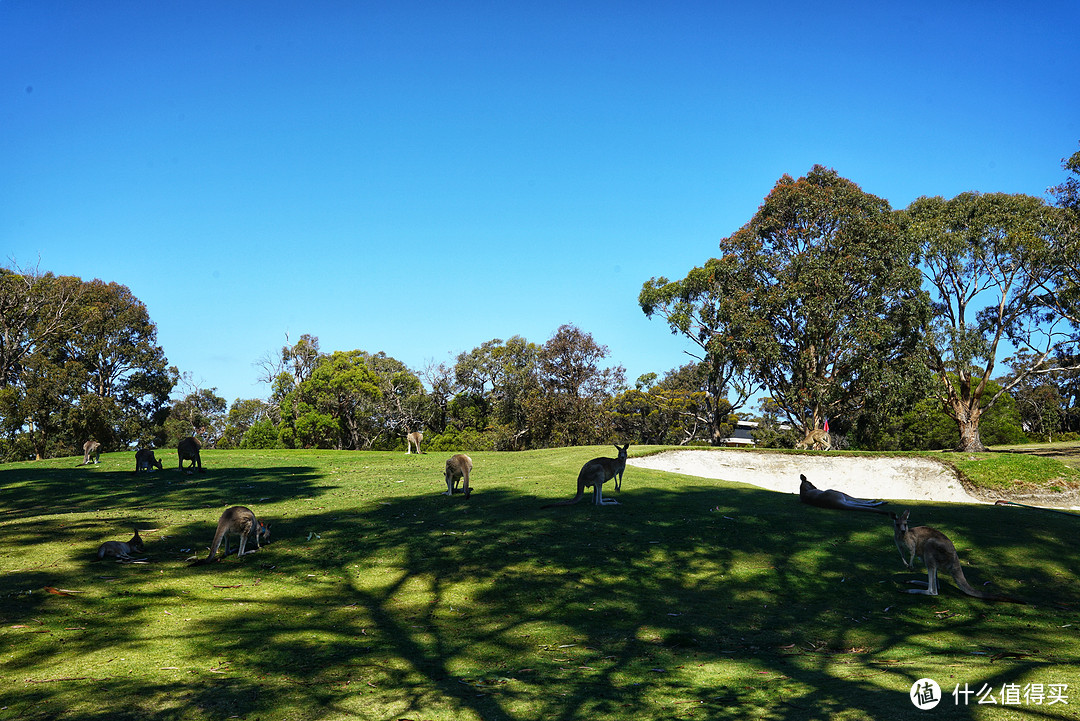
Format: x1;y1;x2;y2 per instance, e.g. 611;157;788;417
444;454;473;499
134;448;163;472
542;444;629;508
177;436;204;473
799;474;891;515
795;429;831;451
82;440;101;465
406;431;423;454
892;510;1024;603
96;529;145;561
201;506;270;563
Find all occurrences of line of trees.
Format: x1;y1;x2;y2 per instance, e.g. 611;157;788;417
3;144;1077;459
640;145;1080;452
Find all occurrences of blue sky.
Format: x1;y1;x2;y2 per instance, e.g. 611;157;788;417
3;1;1079;406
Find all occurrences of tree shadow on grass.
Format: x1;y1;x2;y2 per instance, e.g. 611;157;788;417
0;463;326;520
3;481;1079;720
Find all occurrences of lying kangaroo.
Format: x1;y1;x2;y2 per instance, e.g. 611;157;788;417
96;529;145;561
82;440;101;465
134;448;163;472
892;510;1023;603
799;474;891;515
542;444;629;508
200;506;270;563
406;431;423;454
177;436;204;473
444;453;473;499
795;429;831;451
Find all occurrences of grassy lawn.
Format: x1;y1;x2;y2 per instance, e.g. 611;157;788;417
1;446;1078;720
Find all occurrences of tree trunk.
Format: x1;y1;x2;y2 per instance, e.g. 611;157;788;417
954;404;988;452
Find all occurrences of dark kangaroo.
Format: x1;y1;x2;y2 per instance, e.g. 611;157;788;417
134;448;163;472
177;436;204;473
542;444;629;508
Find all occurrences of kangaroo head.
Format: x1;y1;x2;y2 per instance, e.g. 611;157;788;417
894;510;910;532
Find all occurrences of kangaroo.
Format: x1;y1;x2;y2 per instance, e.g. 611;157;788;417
444;454;473;499
892;510;1024;603
542;444;629;508
82;440;101;465
96;529;145;561
406;431;423;454
177;436;204;473
201;506;270;563
799;474;891;515
134;448;163;472
795;429;831;451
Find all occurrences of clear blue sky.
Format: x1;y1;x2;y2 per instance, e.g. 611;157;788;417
3;1;1079;406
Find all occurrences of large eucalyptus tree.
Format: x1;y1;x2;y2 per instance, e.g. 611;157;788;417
905;191;1070;451
641;165;931;440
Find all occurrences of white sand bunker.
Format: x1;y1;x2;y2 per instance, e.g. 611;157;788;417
628;450;985;504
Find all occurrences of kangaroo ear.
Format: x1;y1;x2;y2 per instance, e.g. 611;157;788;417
900;510;910;521
799;474;807;482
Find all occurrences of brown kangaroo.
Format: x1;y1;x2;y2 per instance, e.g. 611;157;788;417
795;429;831;451
892;510;1024;603
96;529;145;561
199;506;270;563
444;454;473;499
406;431;423;454
799;474;891;515
82;440;101;465
542;444;629;508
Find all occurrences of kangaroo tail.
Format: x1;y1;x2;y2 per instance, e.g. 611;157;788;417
955;569;1026;603
205;523;227;562
541;491;584;509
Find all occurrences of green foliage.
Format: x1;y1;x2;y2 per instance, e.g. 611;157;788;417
0;269;176;459
240;417;281;449
610;363;733;445
642;166;931;441
905;190;1071;450
879;378;1027;450
421;427;495;453
219;398;270;449
163;387;227;447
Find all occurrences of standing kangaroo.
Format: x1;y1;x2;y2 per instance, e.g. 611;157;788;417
177;436;204;473
406;431;423;454
444;453;473;499
542;444;629;508
892;510;1023;603
82;440;101;465
134;448;163;472
201;506;270;563
96;529;145;561
795;429;831;451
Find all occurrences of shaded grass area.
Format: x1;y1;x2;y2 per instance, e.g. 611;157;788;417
1;447;1078;720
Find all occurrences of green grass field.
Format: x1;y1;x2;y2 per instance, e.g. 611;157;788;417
1;446;1078;720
